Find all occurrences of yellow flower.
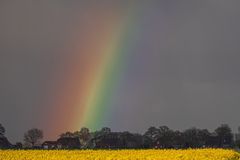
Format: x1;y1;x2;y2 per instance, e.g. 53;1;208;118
0;149;240;160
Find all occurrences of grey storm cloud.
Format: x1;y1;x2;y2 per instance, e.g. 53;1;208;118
0;0;240;143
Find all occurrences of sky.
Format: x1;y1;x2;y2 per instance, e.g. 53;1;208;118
0;0;240;143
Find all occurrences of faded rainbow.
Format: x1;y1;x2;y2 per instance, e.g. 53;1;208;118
44;4;138;138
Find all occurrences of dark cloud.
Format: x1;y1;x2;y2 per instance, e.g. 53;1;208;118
0;0;240;143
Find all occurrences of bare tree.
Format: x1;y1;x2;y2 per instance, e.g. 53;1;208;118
24;128;43;148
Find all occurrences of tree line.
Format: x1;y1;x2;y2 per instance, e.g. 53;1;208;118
0;123;240;149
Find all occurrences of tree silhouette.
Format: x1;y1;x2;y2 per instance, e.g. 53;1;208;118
79;127;91;147
215;124;233;147
101;127;111;135
157;126;174;148
24;128;43;147
183;127;200;148
144;126;159;142
0;123;237;149
60;131;74;138
172;130;184;148
0;123;5;136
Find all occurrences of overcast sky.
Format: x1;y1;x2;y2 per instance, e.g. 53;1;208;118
1;1;240;143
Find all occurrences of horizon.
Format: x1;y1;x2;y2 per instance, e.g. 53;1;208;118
1;123;239;144
1;1;240;143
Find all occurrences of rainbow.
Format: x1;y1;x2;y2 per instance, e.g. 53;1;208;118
44;4;138;139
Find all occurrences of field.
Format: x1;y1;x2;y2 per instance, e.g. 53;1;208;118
0;149;240;160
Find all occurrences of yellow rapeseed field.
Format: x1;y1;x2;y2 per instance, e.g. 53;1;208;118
0;149;240;160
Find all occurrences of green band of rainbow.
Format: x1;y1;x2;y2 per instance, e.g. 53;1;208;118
81;5;138;130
